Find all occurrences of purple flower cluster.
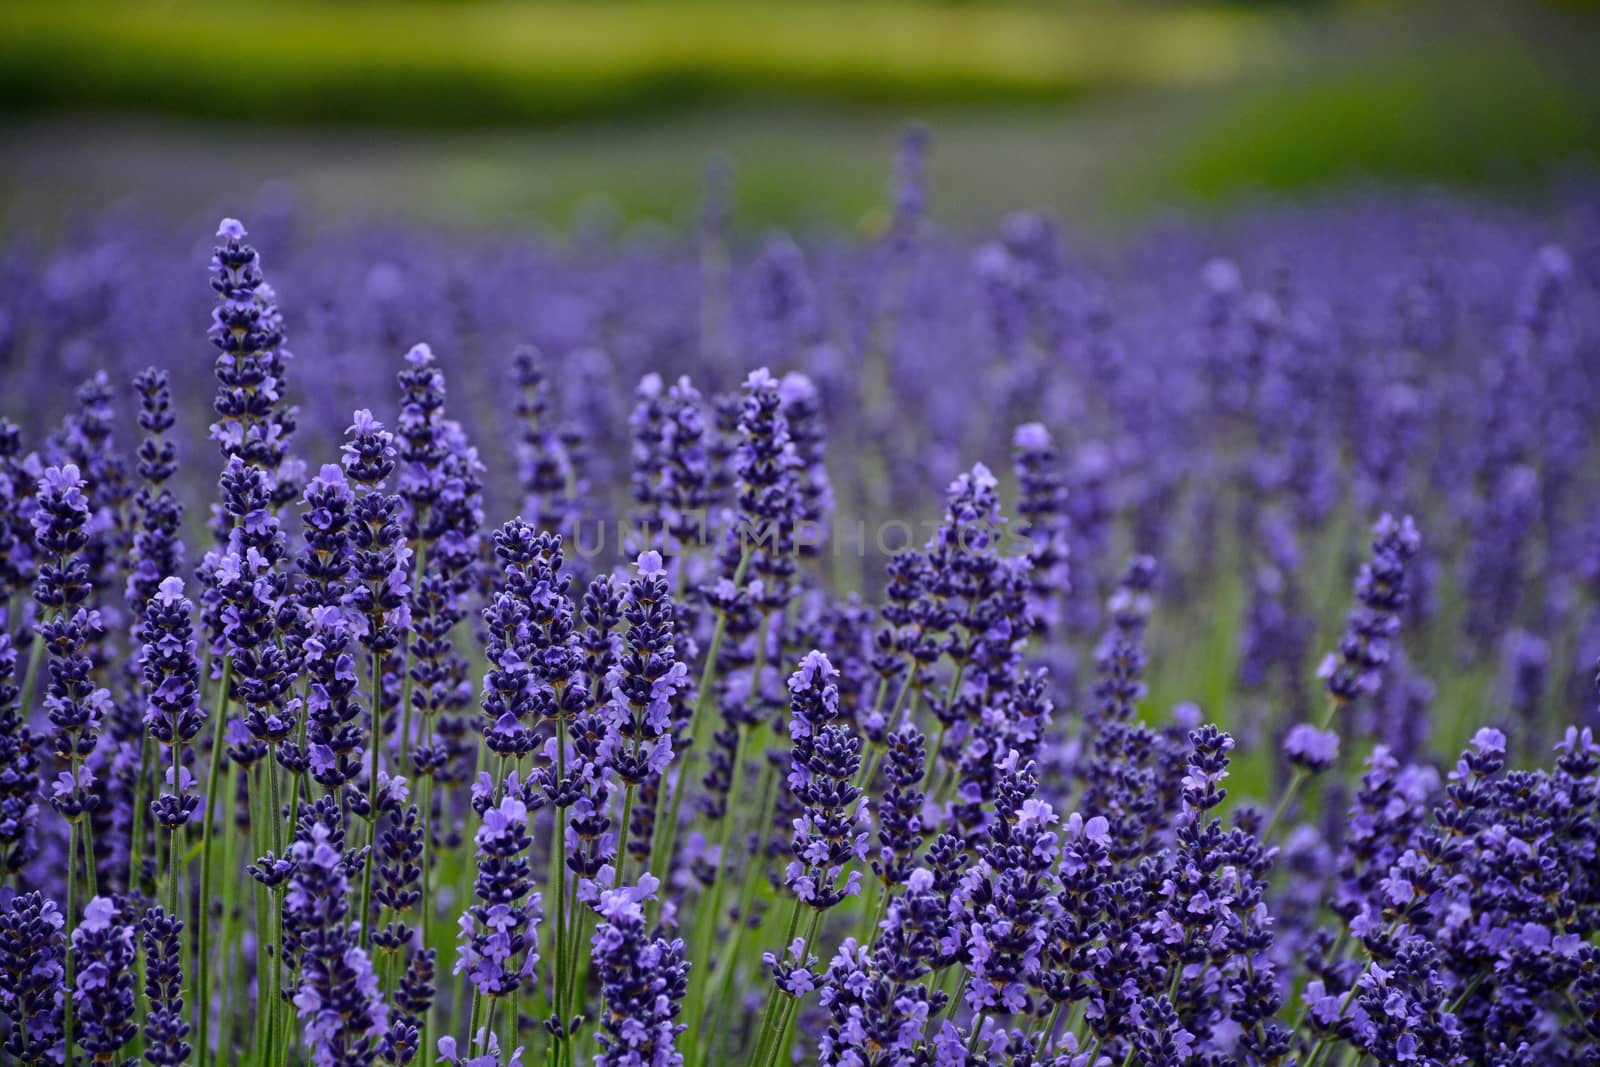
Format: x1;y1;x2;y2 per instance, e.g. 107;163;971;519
456;784;542;1000
32;463;109;819
139;904;190;1066
0;891;66;1066
781;651;866;912
0;152;1598;1067
71;896;137;1067
140;575;204;829
208;218;299;502
590;877;689;1067
287;820;390;1067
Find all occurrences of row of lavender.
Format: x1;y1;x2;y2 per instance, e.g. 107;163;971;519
5;157;1600;739
0;136;1595;1066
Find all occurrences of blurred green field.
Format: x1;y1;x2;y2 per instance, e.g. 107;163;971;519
0;1;1597;229
0;2;1282;125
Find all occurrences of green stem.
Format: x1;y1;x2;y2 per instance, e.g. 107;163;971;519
686;606;772;1051
1263;766;1310;841
763;909;822;1067
399;538;427;774
128;734;153;893
699;751;780;1067
285;683;310;828
559;865;587;1054
82;820;98;899
360;651;384;950
1263;697;1341;840
252;764;269;1062
418;768;435;1060
64;821;79;1064
748;898;804;1067
614;784;635;891
197;657;232;1067
552;718;572;1065
16;632;44;718
266;756;287;1066
649;549;753;894
216;759;244;1066
685;724;745;1043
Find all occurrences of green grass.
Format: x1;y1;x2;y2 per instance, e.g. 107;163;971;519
0;1;1280;127
1134;31;1600;205
3;2;1597;224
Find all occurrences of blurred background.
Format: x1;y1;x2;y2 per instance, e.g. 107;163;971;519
2;0;1598;238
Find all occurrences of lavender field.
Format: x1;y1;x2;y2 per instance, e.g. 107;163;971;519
0;129;1598;1067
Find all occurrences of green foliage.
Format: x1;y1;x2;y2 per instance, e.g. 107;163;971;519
0;1;1272;126
1147;46;1600;202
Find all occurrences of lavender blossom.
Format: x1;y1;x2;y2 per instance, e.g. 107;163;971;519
600;551;689;786
32;463;108;818
287;820;390;1067
0;629;42;874
71;896;137;1067
140;576;204;828
782;651;866;911
455;783;542;1000
0;891;66;1066
139;905;190;1066
590;878;689;1067
1318;513;1421;707
126;367;184;611
208;217;298;499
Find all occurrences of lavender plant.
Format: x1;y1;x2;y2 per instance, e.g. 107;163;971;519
0;137;1598;1067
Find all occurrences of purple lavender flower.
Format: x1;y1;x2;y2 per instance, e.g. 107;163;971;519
600;551;689;786
32;463;109;817
436;1030;523;1067
395;343;447;534
511;346;581;537
0;417;37;618
343;409;412;658
590;877;689;1067
297;465;364;789
203;456;292;768
871;722;928;892
478;532;539;761
140;575;204;829
126;367;185;611
1501;628;1550;759
455;784;542;1000
1079;556;1160;855
301;462;356;611
778;372;832;557
0;891;66;1066
782;651;866;911
385;946;435;1067
208;217;298;501
1283;722;1341;774
953;757;1061;1017
139;905;190;1066
889;124;928;254
372;801;424;952
816;884;945;1067
50;372;130;624
0;628;43;874
287;819;389;1067
1318;514;1421;707
71;895;137;1067
1011;422;1070;634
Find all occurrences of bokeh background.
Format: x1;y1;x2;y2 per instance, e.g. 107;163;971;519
2;0;1598;237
